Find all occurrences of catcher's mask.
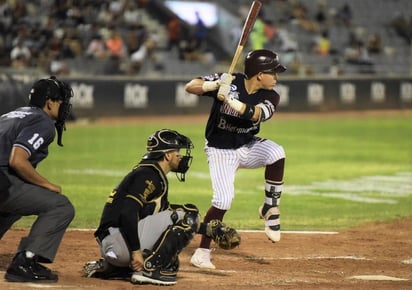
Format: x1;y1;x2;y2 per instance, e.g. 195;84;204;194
143;129;194;182
29;76;73;146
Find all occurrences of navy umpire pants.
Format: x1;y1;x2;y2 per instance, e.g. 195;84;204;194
0;169;75;263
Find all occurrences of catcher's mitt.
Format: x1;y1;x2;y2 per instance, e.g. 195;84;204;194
206;219;241;250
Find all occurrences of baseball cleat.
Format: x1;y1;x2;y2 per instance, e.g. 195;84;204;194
190;248;216;269
5;252;58;283
259;205;281;242
131;269;177;286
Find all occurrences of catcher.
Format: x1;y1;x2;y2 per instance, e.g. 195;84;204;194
83;129;240;286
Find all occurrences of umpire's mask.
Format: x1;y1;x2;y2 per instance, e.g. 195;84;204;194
143;129;194;182
29;76;73;146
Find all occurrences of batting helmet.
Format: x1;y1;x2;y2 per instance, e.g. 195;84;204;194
244;49;286;79
143;129;194;181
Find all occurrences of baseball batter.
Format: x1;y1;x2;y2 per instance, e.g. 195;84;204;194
83;129;240;286
185;49;287;269
0;76;75;282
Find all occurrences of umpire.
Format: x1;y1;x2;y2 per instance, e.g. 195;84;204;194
0;76;75;283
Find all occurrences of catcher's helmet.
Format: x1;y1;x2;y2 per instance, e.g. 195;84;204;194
244;49;286;79
29;76;73;147
143;129;194;181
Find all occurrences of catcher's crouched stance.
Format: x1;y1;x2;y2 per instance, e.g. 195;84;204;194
83;129;240;286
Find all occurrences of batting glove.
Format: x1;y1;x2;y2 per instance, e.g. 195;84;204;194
217;73;233;101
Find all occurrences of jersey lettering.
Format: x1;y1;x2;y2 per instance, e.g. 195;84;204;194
218;117;258;133
27;133;44;150
142;179;156;201
106;189;117;203
2;111;33;119
220;102;239;117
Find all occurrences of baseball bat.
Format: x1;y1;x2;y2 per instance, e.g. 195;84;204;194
228;0;262;74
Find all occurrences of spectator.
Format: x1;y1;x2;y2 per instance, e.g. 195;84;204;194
125;24;147;59
49;53;70;76
167;15;182;53
264;19;277;49
313;30;331;56
109;0;124;21
123;2;141;27
367;33;382;54
96;3;112;25
10;38;31;68
182;36;205;62
193;11;207;50
329;57;344;76
290;1;320;32
335;3;353;27
315;0;329;29
276;21;299;52
344;40;373;66
86;34;107;59
105;29;127;58
250;13;266;50
128;42;147;74
390;13;412;45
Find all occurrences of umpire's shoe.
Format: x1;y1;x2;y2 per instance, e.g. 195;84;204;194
5;252;58;283
259;205;281;242
131;268;177;286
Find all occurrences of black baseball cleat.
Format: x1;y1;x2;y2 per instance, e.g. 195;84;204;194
5;252;58;283
131;268;177;286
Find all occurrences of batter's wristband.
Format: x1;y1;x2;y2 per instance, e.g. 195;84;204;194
226;96;243;112
240;104;255;120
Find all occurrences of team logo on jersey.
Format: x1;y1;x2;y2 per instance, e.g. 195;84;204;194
142;179;156;201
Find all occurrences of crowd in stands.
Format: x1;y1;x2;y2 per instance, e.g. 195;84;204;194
1;0;411;76
241;0;410;76
0;0;211;76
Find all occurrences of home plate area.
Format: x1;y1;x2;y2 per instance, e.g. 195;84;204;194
0;217;411;290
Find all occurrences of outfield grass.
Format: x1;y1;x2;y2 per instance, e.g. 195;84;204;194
14;112;412;231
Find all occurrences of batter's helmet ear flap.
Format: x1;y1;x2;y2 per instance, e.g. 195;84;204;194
244;49;286;79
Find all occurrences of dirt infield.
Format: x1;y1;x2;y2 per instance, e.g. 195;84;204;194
1;217;411;290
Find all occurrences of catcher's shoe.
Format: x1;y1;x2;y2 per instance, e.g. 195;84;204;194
83;258;108;278
5;252;58;283
190;248;215;269
259;205;281;242
131;268;177;286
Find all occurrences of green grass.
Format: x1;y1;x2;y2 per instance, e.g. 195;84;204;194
14;112;412;231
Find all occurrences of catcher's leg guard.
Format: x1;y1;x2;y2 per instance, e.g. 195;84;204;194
144;207;199;271
132;218;197;286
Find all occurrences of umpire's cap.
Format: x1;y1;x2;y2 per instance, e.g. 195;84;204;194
244;49;286;79
143;129;193;160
